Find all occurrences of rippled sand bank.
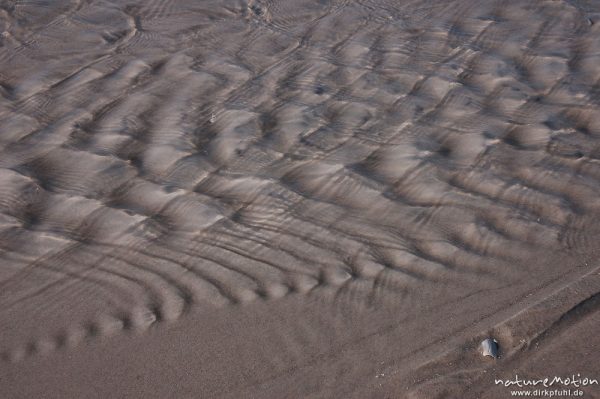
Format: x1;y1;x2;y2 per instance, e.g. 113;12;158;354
1;0;600;397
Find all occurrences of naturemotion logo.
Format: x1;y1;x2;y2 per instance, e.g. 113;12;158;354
495;374;598;397
495;375;599;389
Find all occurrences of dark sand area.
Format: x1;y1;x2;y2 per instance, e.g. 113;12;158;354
1;0;600;397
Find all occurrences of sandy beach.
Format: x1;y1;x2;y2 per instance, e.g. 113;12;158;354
1;0;599;397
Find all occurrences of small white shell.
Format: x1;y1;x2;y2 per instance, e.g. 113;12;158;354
481;338;499;359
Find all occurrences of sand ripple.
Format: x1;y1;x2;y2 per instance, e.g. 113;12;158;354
1;0;599;389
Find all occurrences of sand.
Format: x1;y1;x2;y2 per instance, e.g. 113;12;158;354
1;0;600;397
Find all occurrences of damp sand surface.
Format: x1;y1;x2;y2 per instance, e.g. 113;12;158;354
1;0;600;397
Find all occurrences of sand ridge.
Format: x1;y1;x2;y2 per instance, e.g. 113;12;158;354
1;0;600;397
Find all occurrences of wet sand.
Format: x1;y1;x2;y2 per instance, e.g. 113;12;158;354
1;0;600;397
